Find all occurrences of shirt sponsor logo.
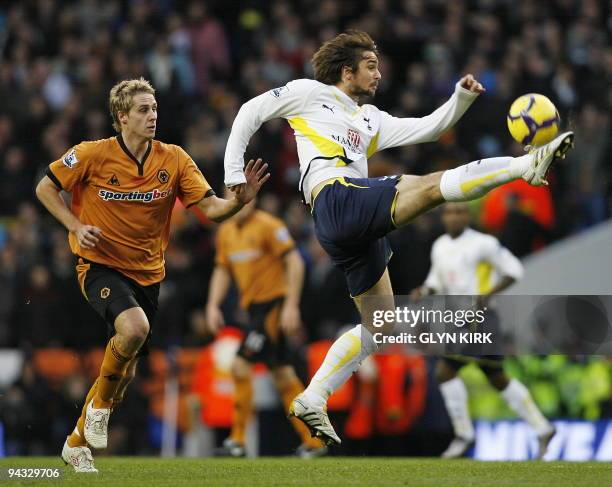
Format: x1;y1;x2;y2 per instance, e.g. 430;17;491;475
347;129;361;150
228;249;262;263
270;85;288;98
331;129;362;153
62;148;79;168
98;188;173;203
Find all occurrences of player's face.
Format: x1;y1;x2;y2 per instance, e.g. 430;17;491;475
347;51;381;99
124;93;157;140
442;203;470;236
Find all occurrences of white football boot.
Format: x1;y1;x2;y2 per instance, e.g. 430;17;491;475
61;438;98;473
288;393;341;446
84;400;111;449
522;131;574;186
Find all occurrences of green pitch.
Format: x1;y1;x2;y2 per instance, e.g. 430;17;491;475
1;457;611;486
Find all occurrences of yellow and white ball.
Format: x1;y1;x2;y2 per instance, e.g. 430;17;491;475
507;94;560;146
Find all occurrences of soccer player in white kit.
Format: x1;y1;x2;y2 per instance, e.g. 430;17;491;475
224;30;573;445
411;202;555;459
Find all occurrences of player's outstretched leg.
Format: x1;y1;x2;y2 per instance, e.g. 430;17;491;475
393;131;574;227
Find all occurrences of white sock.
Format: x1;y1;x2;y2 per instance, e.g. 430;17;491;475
439;377;475;441
303;325;377;409
440;155;531;201
501;379;553;436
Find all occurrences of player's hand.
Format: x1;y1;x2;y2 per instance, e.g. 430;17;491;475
75;224;102;249
205;304;225;335
459;74;486;94
230;158;270;204
280;303;301;335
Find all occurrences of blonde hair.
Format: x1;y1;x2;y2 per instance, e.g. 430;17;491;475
109;78;155;132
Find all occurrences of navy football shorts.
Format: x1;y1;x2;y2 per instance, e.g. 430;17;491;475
312;175;400;297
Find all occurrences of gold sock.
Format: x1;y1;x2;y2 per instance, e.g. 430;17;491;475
67;379;98;448
229;377;252;445
94;336;131;408
280;377;324;448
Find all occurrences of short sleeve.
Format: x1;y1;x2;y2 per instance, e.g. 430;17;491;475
265;219;295;258
214;226;230;269
47;141;97;191
176;146;213;207
480;236;524;281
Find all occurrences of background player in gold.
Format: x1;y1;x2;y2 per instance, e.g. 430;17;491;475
206;196;326;458
36;78;269;472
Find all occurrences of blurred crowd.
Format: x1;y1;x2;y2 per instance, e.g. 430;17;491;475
1;0;610;349
0;0;611;455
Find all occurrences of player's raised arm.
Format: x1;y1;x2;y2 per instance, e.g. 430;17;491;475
371;74;484;154
224;79;319;188
198;158;270;222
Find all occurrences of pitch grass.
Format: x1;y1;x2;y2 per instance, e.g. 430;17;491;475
1;457;611;486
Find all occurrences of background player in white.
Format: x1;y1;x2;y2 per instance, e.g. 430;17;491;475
411;202;555;459
224;30;573;445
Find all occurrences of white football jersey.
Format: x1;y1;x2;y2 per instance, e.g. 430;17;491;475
224;78;479;203
425;228;523;295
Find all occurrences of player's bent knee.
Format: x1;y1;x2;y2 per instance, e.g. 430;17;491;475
128;320;150;344
115;307;150;344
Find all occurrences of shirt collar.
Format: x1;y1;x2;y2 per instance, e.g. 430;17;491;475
330;85;360;110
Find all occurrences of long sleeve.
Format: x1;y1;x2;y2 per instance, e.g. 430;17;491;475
372;82;479;154
224;79;320;187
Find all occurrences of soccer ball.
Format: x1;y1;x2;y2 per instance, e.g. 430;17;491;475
507;94;560;146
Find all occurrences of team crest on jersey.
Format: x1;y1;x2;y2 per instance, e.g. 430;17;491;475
347;129;361;151
157;169;169;184
62;148;79;168
100;287;111;299
270;85;288;98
